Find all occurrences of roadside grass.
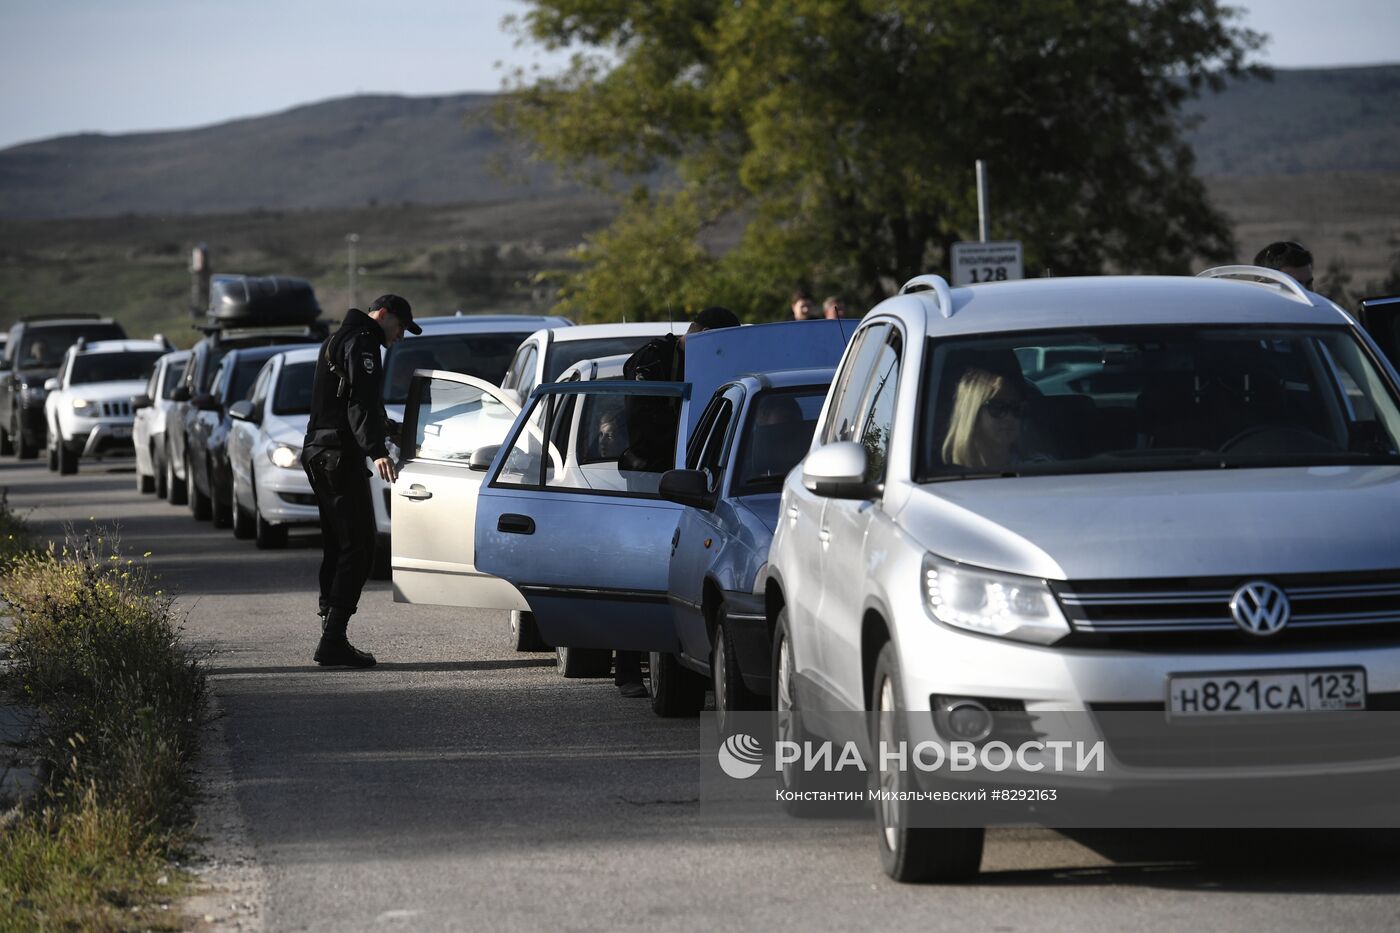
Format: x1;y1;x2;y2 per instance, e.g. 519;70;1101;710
0;511;207;932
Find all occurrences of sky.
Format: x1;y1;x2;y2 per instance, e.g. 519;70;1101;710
1;0;1397;151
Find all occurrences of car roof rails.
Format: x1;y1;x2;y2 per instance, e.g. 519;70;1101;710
899;274;955;318
74;337;87;351
1196;265;1314;305
19;313;105;323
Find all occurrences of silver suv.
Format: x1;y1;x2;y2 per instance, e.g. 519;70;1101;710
764;268;1400;882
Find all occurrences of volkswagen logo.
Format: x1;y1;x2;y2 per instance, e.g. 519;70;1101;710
1229;581;1290;636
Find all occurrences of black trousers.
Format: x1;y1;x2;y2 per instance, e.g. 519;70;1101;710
303;448;376;615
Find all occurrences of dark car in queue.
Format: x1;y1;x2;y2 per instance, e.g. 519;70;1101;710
0;315;126;459
185;344;307;527
657;369;834;725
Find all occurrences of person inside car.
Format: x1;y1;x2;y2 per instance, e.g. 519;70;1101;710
941;367;1029;471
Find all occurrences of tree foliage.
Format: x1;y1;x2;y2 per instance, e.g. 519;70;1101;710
500;0;1266;321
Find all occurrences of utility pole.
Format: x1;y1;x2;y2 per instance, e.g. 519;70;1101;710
190;243;211;320
975;159;989;243
346;233;360;308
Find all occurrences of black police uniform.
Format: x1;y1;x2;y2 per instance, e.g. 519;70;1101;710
303;308;393;666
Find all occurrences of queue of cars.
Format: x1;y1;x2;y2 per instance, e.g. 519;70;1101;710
27;265;1400;886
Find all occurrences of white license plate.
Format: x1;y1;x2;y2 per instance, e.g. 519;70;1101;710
1168;669;1366;717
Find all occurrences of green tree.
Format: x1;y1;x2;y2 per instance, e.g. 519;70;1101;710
500;0;1265;321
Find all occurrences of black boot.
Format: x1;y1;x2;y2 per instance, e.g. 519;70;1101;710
314;608;376;668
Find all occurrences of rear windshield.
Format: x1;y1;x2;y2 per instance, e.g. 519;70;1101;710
70;351;163;385
19;324;125;368
384;331;531;403
273;362;315;415
545;336;662;383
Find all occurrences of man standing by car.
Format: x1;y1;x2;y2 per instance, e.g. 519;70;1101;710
1254;240;1315;290
303;294;421;667
614;305;740;696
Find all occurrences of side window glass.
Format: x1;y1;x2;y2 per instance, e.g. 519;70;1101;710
698;398;737;485
410;377;519;463
145;365;160;400
824;324;890;444
502;346;526;390
855;330;902;479
495;387;681;497
685;394;728;469
518;345;539;398
250;365;272;406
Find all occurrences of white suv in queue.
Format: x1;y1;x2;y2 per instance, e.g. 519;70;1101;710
44;338;168;475
766;269;1400;882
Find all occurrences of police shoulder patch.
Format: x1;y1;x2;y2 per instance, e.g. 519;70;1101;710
361;354;376;374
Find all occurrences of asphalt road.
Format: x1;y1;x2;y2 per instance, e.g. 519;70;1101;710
7;456;1400;932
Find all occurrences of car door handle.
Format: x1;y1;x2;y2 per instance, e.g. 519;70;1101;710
399;484;433;501
786;506;799;519
498;513;535;535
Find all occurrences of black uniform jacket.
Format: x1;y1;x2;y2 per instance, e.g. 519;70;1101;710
304;308;391;462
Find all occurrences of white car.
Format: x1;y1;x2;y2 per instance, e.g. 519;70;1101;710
368;314;571;576
132;349;191;495
44;339;168;475
226;347;319;548
765;269;1400;882
499;321;686;405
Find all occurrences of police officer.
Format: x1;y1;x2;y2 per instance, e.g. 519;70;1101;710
303;294;421;667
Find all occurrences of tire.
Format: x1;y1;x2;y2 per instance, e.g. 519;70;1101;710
0;418;13;456
16;425;38;460
137;466;155;494
154;449;168;499
253;486;287;549
166;445;188;505
555;646;611;678
712;605;763;736
189;454;212;521
231;481;255;541
870;640;985;883
370;535;392;580
772;607;818;813
647;650;706;718
210;469;232;528
510;610;550;652
46;443;57;472
56;440;77;475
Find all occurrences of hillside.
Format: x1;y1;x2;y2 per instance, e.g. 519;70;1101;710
0;66;1397;219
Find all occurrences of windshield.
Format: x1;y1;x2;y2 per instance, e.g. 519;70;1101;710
19;324;125;368
70;351;163;385
733;389;828;493
544;335;662;383
272;362;315;415
918;325;1400;480
383;331;530;403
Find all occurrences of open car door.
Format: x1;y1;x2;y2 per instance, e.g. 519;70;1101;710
474;381;689;651
391;369;526;609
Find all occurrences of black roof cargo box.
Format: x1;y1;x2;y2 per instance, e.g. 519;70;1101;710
208;275;321;327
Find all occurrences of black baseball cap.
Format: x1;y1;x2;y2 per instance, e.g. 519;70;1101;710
368;294;421;335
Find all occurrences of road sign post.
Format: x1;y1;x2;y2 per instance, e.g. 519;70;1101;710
950;241;1023;287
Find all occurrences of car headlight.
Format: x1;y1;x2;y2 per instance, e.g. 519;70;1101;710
269;445;301;469
922;554;1070;645
71;398;95;411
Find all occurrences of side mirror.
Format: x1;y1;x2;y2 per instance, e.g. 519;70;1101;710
131;394;152;410
228;400;255;423
43;378;59;392
192;393;219;412
802;441;877;499
658;469;714;510
468;444;501;472
170;385;191;402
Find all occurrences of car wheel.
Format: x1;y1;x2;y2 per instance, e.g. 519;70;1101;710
555;646;611;678
210;469;232;528
647;651;706;718
137;463;155;494
772;607;816;812
56;440;77;475
188;454;212;521
46;440;57;472
0;418;13;457
870;640;985;883
231;477;255;540
510;610;550;652
713;604;763;736
154;448;168;499
166;445;188;505
253;486;287;549
16;425;38;460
